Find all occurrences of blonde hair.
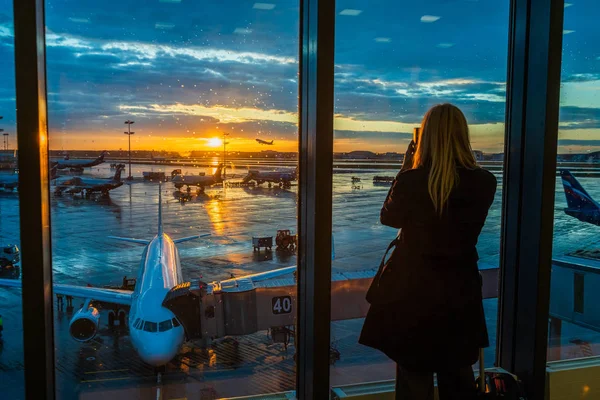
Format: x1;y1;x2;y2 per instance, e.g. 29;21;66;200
412;103;478;215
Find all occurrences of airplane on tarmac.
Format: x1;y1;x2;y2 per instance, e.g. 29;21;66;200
242;166;297;188
50;150;108;171
0;188;212;368
256;139;274;145
0;171;19;191
52;164;125;196
560;169;600;226
171;164;224;192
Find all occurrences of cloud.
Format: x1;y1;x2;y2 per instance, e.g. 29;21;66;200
420;15;441;23
0;25;12;38
375;37;391;43
253;3;275;10
119;103;299;124
558;139;600;147
437;43;454;48
563;30;575;34
339;9;363;16
234;28;253;34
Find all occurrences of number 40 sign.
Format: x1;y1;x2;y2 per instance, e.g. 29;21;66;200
272;296;293;315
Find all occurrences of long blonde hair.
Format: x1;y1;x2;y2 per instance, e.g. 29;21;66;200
412;103;478;215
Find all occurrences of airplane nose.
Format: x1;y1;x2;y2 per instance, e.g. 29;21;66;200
135;330;184;367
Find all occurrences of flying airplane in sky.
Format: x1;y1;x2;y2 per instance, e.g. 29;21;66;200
50;150;108;171
560;169;600;226
242;166;297;188
52;164;124;196
171;164;224;191
256;139;274;145
0;189;210;367
0;171;19;191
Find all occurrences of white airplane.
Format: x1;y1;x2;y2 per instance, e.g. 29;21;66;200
52;164;124;196
171;164;224;191
0;188;210;367
50;150;108;171
242;166;298;188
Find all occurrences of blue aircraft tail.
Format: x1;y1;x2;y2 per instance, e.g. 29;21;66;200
560;170;599;211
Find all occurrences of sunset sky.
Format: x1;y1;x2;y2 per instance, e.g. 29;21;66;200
0;0;599;154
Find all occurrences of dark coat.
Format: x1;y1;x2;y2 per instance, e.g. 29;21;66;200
359;166;497;372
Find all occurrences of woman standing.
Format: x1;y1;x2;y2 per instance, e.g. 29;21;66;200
359;103;497;400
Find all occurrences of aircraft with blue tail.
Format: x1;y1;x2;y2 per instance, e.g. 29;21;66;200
560;170;600;226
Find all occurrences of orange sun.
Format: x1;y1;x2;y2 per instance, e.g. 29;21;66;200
206;138;222;147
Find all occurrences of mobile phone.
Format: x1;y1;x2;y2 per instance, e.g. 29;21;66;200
413;127;420;145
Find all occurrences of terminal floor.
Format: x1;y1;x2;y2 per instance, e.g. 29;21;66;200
0;165;599;399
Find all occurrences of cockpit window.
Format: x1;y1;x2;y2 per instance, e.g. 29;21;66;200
143;321;157;332
172;318;181;327
136;319;143;329
134;318;141;329
159;319;173;332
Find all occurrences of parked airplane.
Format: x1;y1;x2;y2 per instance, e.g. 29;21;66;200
256;139;274;145
560;170;600;226
0;189;210;367
52;164;124;196
242;166;297;188
0;171;19;191
51;150;108;171
171;164;224;191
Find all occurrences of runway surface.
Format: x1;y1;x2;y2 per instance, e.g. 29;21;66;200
0;162;599;399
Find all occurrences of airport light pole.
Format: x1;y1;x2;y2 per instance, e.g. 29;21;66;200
124;120;135;180
0;129;4;150
222;132;229;179
3;133;8;151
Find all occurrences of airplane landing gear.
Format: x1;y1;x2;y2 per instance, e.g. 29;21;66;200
108;311;115;327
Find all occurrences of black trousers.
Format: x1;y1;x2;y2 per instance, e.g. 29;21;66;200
395;364;477;400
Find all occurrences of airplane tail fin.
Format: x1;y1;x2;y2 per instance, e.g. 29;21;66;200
50;165;58;180
158;183;163;236
113;164;124;182
214;164;224;181
560;170;599;210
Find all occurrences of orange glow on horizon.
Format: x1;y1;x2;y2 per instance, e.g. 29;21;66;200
207;138;222;147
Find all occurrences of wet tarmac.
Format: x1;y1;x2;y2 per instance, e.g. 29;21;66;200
0;163;599;399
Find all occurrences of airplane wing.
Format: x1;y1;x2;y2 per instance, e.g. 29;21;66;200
173;233;211;244
0;279;133;305
107;236;151;245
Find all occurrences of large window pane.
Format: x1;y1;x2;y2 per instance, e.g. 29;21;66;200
0;1;24;398
46;1;299;398
331;0;508;387
548;0;600;363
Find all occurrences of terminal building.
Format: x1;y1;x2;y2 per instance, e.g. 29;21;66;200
1;0;600;400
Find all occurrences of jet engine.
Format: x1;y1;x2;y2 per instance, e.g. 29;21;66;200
69;304;100;342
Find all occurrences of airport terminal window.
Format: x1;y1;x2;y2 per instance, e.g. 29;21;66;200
547;0;600;363
0;1;25;398
330;0;509;387
45;0;300;398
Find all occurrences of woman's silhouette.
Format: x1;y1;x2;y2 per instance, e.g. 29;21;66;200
360;103;497;400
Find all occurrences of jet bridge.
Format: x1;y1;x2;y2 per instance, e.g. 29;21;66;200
163;264;500;345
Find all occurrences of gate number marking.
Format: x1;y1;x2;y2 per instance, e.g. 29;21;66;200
272;296;292;315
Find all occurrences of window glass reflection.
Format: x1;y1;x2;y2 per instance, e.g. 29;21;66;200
45;0;299;398
0;0;25;398
332;0;508;387
548;0;600;363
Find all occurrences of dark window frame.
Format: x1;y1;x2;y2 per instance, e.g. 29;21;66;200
12;0;569;398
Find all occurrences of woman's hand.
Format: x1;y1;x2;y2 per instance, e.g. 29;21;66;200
400;140;416;172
